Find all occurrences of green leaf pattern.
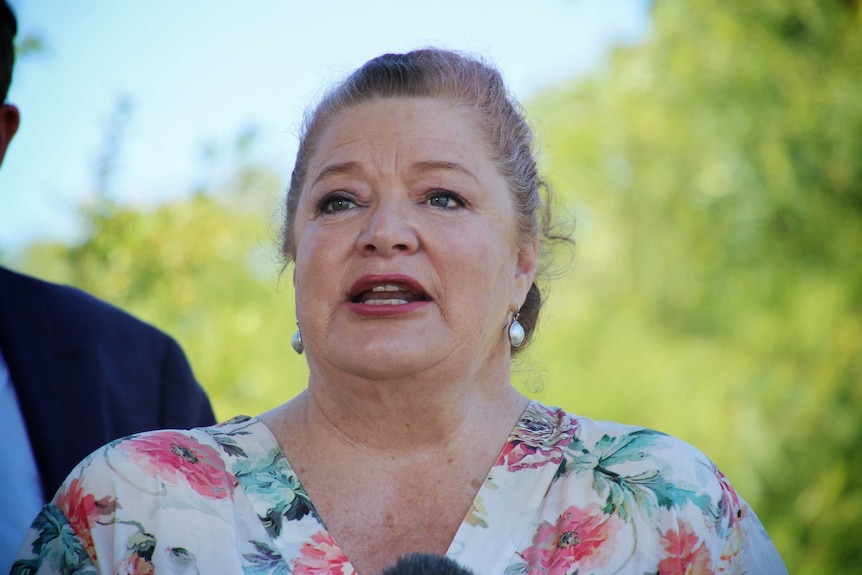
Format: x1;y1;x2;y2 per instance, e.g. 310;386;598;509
562;429;713;522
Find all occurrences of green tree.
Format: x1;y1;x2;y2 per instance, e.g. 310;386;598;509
526;1;862;572
16;153;309;420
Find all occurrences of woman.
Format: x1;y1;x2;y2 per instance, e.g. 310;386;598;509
12;49;787;575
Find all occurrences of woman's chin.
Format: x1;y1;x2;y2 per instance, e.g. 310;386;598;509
317;334;454;381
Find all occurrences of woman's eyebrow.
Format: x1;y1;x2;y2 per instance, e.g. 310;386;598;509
311;161;363;187
412;160;479;183
311;160;479;187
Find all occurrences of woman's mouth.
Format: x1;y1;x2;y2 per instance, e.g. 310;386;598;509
352;284;429;306
347;276;431;315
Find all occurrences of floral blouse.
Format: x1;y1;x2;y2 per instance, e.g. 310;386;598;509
11;402;787;574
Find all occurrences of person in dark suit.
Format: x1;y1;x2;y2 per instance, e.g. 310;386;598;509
0;267;218;496
0;2;216;569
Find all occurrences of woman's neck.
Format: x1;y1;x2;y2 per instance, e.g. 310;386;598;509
262;351;528;454
258;358;530;575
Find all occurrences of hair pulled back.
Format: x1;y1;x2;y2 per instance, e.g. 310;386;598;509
282;48;562;355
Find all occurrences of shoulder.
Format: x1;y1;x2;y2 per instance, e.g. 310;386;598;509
501;403;713;479
0;265;169;342
24;424;255;573
1;265;111;312
49;428;236;549
537;405;732;529
54;417;275;507
554;408;720;484
56;427;235;505
533;405;787;573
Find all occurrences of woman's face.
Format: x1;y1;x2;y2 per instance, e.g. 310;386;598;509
292;97;537;380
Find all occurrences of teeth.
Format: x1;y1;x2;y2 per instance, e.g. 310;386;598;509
365;298;409;305
371;285;404;292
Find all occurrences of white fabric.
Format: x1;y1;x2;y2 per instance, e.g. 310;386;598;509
13;404;788;574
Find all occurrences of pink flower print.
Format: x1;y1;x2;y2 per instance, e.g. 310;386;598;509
717;521;744;572
54;477;119;561
292;532;356;575
116;553;155;575
520;504;623;575
497;406;577;471
713;464;742;529
121;431;234;499
657;518;714;575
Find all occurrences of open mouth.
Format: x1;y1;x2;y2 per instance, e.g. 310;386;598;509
350;284;430;306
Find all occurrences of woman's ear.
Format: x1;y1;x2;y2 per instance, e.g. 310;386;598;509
513;236;539;307
0;104;20;167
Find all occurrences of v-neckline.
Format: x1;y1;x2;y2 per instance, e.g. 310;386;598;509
218;401;577;574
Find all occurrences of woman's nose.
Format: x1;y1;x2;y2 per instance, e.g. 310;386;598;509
357;199;419;256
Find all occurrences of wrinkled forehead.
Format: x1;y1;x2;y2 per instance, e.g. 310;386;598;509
303;97;498;187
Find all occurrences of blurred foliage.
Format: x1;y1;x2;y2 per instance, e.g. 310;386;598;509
5;0;860;573
525;0;862;573
14;33;46;59
15;157;309;420
13;13;48;69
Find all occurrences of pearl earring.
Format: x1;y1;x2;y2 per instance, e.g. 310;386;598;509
508;311;525;348
291;324;304;355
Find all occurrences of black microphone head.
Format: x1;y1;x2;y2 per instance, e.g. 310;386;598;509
379;553;475;575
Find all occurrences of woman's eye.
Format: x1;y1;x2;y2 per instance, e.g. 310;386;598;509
427;192;464;209
319;194;356;213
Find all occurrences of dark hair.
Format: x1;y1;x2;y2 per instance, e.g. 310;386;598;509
0;0;16;102
379;553;474;575
281;48;572;354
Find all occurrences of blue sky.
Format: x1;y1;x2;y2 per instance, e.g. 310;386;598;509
0;0;648;252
